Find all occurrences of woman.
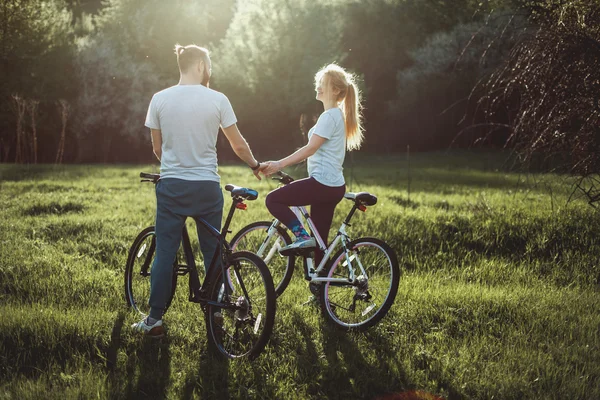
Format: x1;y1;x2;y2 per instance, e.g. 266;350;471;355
262;63;364;265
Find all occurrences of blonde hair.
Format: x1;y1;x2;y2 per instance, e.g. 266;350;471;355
315;63;364;151
174;44;211;74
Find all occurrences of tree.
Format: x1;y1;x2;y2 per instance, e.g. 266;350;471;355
477;0;600;203
0;0;76;163
388;11;524;151
74;0;234;162
214;0;347;157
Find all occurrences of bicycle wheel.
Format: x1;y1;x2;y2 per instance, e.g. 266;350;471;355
230;221;294;297
124;226;177;316
205;251;276;360
319;237;400;331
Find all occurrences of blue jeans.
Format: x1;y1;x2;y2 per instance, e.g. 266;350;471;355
149;178;223;320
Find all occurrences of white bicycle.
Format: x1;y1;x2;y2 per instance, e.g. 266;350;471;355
231;171;400;331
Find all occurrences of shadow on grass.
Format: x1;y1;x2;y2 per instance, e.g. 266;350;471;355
107;312;171;400
318;321;409;399
181;346;229;400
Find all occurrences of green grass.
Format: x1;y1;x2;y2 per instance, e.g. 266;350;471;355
1;152;599;399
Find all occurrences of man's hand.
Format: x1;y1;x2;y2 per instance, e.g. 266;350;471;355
252;162;268;180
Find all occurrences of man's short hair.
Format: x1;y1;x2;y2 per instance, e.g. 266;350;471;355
174;44;211;73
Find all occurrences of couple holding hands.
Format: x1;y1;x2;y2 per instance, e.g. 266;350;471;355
134;44;364;336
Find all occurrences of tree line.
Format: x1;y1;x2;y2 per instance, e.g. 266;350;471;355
1;0;598;170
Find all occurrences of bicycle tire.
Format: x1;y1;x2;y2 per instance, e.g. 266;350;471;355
319;237;400;331
205;250;276;360
124;226;177;316
230;221;294;297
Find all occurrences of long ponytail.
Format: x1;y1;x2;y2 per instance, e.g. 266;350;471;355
342;80;364;151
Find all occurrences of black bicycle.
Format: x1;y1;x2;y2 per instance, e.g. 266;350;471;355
125;172;276;360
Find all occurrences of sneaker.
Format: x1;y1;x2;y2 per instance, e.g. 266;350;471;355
279;237;316;255
131;317;165;338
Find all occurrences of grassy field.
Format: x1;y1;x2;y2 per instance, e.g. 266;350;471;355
0;152;599;399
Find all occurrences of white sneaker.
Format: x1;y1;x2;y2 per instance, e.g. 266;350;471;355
279;237;316;255
131;317;165;338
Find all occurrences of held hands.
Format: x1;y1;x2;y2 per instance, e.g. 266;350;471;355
250;161;283;180
260;161;282;176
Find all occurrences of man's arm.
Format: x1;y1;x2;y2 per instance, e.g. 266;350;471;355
151;129;162;161
221;124;263;179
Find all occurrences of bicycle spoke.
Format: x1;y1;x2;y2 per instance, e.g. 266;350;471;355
320;238;399;330
207;251;275;359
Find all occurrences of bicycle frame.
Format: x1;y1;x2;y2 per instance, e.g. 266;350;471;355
168;194;252;310
258;205;370;286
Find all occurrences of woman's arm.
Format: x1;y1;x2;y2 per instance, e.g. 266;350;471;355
262;134;326;175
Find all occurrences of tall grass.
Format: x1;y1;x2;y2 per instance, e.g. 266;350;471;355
0;152;599;399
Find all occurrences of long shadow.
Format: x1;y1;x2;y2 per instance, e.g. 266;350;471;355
107;312;172;400
106;312;131;399
318;321;410;399
284;308;322;397
132;336;172;399
181;345;230;400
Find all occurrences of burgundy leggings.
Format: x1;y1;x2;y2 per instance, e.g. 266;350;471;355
265;177;345;264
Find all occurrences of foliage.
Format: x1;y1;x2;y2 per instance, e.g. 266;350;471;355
0;0;77;163
73;0;235;162
389;11;525;151
214;0;347;156
476;0;600;201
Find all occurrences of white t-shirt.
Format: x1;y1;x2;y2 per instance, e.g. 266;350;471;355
307;108;346;187
145;85;237;181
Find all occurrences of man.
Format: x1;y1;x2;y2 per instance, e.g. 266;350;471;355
132;44;264;337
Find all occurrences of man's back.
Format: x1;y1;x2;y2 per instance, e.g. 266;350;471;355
145;85;237;182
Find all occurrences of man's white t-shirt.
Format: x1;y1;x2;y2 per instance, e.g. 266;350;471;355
145;85;237;182
307;108;346;187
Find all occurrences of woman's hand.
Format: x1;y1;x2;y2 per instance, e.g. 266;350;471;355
261;160;282;176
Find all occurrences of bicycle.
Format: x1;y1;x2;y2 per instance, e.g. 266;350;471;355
231;171;400;331
124;172;276;360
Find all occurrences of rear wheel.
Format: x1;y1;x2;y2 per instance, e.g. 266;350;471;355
319;237;400;331
124;226;177;316
231;221;294;297
205;251;276;360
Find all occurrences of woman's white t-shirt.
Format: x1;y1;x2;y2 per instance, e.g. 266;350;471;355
307;108;346;187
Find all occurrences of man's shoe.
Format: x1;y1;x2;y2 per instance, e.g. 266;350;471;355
131;317;165;338
279;237;316;256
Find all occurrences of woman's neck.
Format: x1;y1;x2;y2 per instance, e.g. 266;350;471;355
322;98;338;111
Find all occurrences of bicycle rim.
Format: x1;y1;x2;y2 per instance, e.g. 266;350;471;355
206;251;275;360
125;228;155;316
321;238;399;330
231;222;293;297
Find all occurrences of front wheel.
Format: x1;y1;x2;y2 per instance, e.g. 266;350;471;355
230;221;294;297
205;251;276;360
319;237;400;331
124;226;177;316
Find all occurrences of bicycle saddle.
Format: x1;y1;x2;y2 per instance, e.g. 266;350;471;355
344;192;377;206
225;184;259;201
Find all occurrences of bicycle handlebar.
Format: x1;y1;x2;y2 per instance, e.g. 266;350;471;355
272;171;294;185
140;172;160;183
